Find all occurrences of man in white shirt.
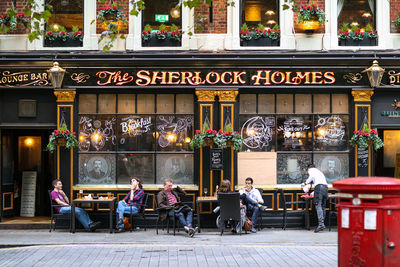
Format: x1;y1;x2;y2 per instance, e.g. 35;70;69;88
301;164;329;233
239;177;267;233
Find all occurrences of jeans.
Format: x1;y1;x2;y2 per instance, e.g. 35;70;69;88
168;209;193;227
59;206;93;230
116;201;139;229
241;194;260;226
314;184;329;227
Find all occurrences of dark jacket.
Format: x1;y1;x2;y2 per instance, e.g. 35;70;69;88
157;186;186;221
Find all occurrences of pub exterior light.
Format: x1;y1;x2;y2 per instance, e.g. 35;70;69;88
47;62;66;89
362;60;385;88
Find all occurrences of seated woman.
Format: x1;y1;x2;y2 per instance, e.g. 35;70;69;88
115;177;144;233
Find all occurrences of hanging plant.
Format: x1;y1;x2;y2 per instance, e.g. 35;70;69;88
349;124;384;151
46;123;79;153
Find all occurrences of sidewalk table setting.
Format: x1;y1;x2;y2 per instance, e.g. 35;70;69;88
196;196;218;233
301;193;338;230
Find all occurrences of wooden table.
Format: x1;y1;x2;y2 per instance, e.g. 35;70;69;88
301;194;338;230
71;197;116;233
196;196;218;233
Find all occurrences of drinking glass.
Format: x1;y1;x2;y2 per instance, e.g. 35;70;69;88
203;187;208;196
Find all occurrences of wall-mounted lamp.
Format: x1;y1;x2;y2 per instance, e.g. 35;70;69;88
25;137;34;146
362;60;385;88
47;62;66;89
170;7;181;18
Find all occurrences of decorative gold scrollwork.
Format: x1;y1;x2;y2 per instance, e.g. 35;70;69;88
217;90;238;102
195;90;217;102
71;73;90;84
343;73;362;84
352;89;374;102
54;89;76;102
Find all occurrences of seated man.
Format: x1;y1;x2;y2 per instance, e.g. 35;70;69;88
115;177;144;233
157;178;198;237
51;179;101;231
239;177;267;233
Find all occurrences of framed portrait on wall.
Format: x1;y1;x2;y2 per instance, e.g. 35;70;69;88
78;154;116;185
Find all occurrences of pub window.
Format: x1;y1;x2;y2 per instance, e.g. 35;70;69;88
77;93;194;186
45;0;84;47
239;93;350;184
240;0;280;47
142;0;182;47
338;0;377;46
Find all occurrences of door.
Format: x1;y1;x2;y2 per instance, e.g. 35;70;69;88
375;130;400;177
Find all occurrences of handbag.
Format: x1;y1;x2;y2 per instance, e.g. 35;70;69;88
244;216;253;232
123;217;131;230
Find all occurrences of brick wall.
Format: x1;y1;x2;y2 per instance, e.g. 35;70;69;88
391;0;400;33
294;0;325;34
96;0;129;34
0;2;29;34
194;0;227;34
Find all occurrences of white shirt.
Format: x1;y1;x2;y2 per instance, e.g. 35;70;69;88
305;168;328;187
239;187;263;204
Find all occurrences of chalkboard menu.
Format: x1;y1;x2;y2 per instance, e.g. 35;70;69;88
357;147;369;176
210;149;223;170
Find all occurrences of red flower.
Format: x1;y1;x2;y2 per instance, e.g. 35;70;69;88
72;132;76;136
113;5;117;10
17;13;25;18
65;130;69;134
60;31;65;34
0;14;6;18
47;30;53;35
195;130;201;134
212;130;217;135
218;129;223;134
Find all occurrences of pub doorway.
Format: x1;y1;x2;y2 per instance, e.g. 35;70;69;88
375;129;400;177
1;129;54;219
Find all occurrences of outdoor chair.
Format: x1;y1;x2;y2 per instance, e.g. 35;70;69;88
256;188;264;231
48;190;72;232
327;199;337;231
277;188;306;230
218;192;242;235
125;193;149;232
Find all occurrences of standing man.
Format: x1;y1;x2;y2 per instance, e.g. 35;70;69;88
51;180;101;231
115;177;144;233
302;164;329;233
239;177;267;233
157;178;197;237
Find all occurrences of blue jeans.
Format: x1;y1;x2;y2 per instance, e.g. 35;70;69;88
116;200;139;229
241;194;260;226
314;184;328;227
168;209;193;227
59;206;93;230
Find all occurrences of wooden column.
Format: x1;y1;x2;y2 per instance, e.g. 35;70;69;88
54;89;76;197
352;89;374;177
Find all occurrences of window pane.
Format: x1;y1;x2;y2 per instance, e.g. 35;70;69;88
295;94;312;114
242;0;279;31
338;0;375;31
383;130;400;168
78;154;116;185
79;94;96;113
332;94;348;113
137;94;155;113
313;94;330;113
156;154;194;184
157;94;174;113
277;154;311;184
117;115;155;151
46;0;84;31
314;115;349;151
314;153;349;184
156;115;193;151
240;94;256;114
240;115;276;152
143;0;182;30
117;154;154;184
276;94;293;113
78;115;116;152
277;115;312;151
98;94;116;114
258;94;275;114
176;94;194;114
118;94;135;114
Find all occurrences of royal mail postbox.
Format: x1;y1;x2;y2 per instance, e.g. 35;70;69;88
333;177;400;267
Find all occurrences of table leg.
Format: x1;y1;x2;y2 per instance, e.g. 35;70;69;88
71;202;76;233
109;201;113;233
305;199;310;230
197;201;201;233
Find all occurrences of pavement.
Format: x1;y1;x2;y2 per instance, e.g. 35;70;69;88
0;228;338;266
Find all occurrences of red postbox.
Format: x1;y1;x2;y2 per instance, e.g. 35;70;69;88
333;177;400;267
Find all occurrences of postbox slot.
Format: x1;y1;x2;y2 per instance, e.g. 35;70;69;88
340;199;351;202
363;199;379;204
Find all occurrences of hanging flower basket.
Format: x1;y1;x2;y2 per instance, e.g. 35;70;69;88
46;123;79;153
56;138;67;147
349;124;384;151
190;128;244;151
204;138;214;146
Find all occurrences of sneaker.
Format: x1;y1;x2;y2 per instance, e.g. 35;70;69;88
314;225;325;233
89;221;101;232
251;227;257;233
259;205;268;211
183;226;190;233
193;226;199;233
188;228;195;237
115;228;125;233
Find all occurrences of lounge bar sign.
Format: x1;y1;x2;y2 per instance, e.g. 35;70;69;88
0;71;49;87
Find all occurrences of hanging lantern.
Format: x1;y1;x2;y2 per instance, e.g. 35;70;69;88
47;62;65;89
362;60;385;88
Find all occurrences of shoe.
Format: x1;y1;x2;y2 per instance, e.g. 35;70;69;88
314;225;325;233
184;226;190;233
231;228;237;234
251;227;257;233
115;228;125;233
259;205;268;211
193;226;199;233
188;228;195;237
89;221;101;232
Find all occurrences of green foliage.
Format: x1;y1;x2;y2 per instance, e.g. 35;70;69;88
340;23;349;31
190;128;244;151
224;124;233;132
393;12;400;28
349;124;384;151
171;24;179;32
46;123;79;153
241;23;249;31
297;3;325;24
0;6;31;33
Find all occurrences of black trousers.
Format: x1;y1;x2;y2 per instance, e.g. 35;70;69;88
314;184;328;227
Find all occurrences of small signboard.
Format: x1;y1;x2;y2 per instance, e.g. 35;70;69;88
155;14;169;22
20;171;37;217
210;148;223;170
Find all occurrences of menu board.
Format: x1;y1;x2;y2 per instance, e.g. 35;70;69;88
210;149;223;170
20;171;37;217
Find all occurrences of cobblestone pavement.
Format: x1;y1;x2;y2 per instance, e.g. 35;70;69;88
0;229;338;266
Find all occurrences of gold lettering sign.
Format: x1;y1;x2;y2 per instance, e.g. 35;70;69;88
0;71;49;87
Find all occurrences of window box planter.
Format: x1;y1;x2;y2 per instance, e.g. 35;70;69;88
142;38;181;47
240;38;280;47
44;38;83;47
338;38;377;46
